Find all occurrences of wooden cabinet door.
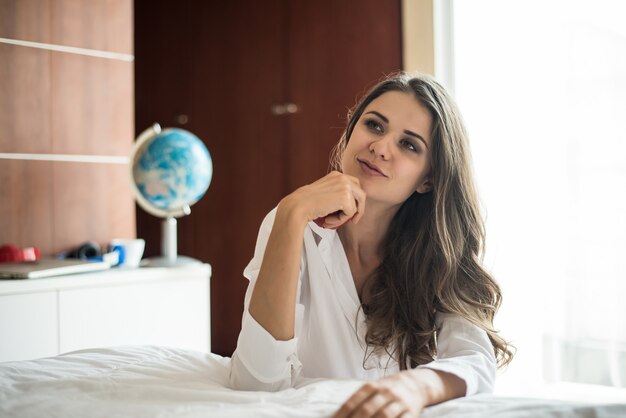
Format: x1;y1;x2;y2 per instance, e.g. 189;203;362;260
135;0;402;356
188;0;290;357
286;1;403;189
135;0;289;356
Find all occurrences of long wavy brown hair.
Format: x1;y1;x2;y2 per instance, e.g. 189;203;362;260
330;72;513;369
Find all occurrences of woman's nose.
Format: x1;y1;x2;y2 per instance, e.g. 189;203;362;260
369;135;392;160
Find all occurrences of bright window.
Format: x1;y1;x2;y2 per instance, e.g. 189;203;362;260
441;0;626;395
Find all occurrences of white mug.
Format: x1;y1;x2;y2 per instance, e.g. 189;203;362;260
110;238;145;268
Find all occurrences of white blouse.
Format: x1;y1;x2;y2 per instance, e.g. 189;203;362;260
229;208;496;394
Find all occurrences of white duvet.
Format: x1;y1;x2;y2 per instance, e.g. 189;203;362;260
0;345;623;418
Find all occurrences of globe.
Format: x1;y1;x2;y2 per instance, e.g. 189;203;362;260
130;123;213;266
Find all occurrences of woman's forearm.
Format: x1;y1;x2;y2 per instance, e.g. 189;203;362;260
407;368;466;408
247;172;364;341
248;197;308;341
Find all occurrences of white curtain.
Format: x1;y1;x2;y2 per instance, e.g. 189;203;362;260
444;0;626;391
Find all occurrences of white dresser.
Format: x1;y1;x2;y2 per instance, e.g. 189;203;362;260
0;264;211;362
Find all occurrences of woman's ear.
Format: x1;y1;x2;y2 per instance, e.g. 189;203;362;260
416;176;433;194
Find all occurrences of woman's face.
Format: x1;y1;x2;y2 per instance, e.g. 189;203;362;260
341;91;434;207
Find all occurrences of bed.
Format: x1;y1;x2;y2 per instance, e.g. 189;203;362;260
0;345;623;418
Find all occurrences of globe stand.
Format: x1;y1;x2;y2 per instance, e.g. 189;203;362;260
132;123;212;268
140;217;201;267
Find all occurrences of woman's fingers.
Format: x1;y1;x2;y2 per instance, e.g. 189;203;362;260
333;383;414;418
333;383;377;418
332;174;365;224
333;375;426;418
350;182;366;224
294;171;366;229
356;393;392;418
323;210;352;229
326;182;365;228
373;401;409;418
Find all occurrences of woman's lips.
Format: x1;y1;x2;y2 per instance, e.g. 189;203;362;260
358;159;386;177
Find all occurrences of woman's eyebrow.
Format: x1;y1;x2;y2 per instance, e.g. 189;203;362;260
365;111;429;149
365;110;389;123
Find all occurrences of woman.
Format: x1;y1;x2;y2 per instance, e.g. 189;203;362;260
229;72;513;417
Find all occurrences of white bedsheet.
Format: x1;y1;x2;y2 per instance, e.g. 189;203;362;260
0;345;623;418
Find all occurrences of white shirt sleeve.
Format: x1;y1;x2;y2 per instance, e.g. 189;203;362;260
417;312;496;395
229;208;304;391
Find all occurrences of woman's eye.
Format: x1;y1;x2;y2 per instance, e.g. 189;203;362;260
401;139;418;153
365;119;383;133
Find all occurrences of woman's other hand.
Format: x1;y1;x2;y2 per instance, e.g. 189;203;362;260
281;171;366;229
333;368;465;418
333;371;427;418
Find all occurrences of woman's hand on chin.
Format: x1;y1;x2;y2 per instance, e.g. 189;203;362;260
280;171;367;229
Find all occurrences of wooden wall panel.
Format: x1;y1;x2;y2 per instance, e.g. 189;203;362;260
0;161;133;256
0;160;54;252
0;44;51;153
1;0;134;256
0;0;51;42
51;0;133;54
0;0;131;54
51;54;133;156
51;163;135;254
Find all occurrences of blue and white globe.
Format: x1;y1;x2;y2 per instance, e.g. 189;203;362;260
131;125;212;218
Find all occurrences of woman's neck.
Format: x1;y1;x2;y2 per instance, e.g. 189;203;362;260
337;201;399;268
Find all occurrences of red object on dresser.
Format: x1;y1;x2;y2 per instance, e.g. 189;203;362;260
0;244;41;263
